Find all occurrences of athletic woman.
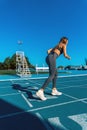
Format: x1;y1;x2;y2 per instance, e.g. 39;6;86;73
36;37;71;100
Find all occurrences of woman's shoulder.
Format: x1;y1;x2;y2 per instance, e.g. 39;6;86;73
59;42;65;47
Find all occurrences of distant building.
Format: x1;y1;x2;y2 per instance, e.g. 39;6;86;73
35;64;49;72
83;65;87;70
65;65;83;70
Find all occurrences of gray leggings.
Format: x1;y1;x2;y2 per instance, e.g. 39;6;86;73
41;52;58;90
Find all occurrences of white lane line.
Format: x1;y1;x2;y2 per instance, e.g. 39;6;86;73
28;98;87;112
0;92;23;97
18;90;33;108
29;79;87;104
63;93;87;104
0;111;26;119
25;76;87;87
29;94;58;102
36;113;52;130
11;80;33;107
28;80;42;86
48;117;68;130
27;74;87;80
57;78;87;84
1;98;87;119
0;73;87;82
0;86;12;89
28;78;87;90
0;91;33;107
58;84;87;90
0;82;87;90
59;74;87;78
69;113;87;130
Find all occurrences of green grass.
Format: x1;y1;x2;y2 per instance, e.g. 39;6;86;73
0;69;70;75
0;70;16;75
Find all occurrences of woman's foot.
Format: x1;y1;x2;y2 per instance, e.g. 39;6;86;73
52;89;62;96
36;89;47;101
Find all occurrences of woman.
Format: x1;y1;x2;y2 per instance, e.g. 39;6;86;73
36;37;71;100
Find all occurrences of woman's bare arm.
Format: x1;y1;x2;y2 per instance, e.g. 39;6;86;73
63;45;71;60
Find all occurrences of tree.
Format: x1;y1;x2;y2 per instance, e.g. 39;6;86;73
3;57;11;70
58;66;64;70
65;65;72;70
0;62;4;70
0;53;35;70
25;56;35;69
85;58;87;65
10;54;16;69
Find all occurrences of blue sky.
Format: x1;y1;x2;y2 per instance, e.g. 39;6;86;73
0;0;87;67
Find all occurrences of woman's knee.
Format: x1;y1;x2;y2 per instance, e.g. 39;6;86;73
49;74;55;80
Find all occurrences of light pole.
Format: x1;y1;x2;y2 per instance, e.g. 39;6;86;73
18;40;23;51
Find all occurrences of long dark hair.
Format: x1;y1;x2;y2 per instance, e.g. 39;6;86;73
59;37;68;43
51;37;68;52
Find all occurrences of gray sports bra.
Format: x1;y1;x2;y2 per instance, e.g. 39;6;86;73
57;46;63;54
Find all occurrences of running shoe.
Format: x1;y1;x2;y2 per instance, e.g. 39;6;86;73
52;89;62;96
36;90;47;101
